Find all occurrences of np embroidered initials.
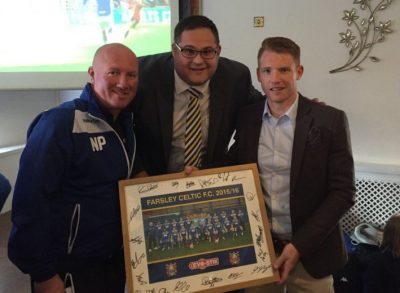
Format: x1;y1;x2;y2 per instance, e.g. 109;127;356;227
90;136;106;151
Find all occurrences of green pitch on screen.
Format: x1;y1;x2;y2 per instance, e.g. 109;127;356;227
0;5;171;72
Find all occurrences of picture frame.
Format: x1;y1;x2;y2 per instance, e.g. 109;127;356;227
179;0;201;18
119;163;279;292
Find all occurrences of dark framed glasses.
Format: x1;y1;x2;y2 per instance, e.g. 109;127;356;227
174;43;219;59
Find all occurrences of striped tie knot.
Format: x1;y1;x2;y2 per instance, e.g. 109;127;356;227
187;87;202;99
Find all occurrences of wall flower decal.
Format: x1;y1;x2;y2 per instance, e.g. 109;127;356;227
330;0;394;73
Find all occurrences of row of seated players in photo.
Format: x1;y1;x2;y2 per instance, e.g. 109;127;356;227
145;209;247;251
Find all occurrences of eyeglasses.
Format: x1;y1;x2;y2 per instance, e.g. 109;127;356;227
174;43;219;59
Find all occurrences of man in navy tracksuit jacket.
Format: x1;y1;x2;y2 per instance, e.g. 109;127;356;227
8;43;139;293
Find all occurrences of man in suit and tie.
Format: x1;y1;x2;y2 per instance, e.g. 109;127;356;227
132;15;261;175
228;37;356;292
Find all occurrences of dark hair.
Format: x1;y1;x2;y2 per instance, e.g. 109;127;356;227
257;37;301;65
382;213;400;257
174;15;220;44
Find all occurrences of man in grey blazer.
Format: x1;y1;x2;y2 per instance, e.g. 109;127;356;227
132;15;261;176
228;37;356;292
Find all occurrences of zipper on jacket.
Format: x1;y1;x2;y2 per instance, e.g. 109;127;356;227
64;272;75;293
67;203;80;254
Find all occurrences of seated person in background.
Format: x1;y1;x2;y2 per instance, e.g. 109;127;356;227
0;172;12;211
364;213;400;293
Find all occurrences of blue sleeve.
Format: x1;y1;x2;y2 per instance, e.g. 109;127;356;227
8;109;73;282
0;173;11;211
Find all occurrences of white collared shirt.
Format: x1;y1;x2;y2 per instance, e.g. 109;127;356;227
258;96;298;239
168;72;210;173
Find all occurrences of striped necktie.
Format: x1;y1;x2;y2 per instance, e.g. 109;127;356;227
184;87;203;167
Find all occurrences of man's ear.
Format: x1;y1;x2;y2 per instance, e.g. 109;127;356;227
88;66;94;82
171;43;177;58
296;64;304;80
256;68;262;83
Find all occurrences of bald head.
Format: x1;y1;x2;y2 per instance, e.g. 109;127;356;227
88;43;139;120
92;43;137;68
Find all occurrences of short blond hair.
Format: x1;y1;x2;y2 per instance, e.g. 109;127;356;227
257;37;301;66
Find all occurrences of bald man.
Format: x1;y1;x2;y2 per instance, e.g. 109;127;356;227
8;43;139;293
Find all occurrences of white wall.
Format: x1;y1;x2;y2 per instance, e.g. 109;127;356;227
0;91;59;147
0;91;59;213
202;0;400;166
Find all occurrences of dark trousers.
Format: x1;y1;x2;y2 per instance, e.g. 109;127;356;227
31;251;126;293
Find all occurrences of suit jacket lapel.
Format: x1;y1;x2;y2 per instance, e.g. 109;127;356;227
290;96;312;192
247;102;265;163
207;69;232;162
207;78;228;159
233;100;264;164
156;59;175;165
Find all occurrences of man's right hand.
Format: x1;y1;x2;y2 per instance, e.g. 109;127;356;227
34;275;64;293
184;166;199;176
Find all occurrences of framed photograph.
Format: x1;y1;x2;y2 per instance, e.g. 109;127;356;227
179;0;201;18
119;163;279;293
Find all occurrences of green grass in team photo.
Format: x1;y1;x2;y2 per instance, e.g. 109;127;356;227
147;223;253;263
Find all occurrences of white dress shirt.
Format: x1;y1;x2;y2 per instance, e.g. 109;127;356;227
258;97;298;239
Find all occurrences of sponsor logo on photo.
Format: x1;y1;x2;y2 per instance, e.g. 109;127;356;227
188;257;219;270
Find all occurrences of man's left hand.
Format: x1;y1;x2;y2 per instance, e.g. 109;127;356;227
273;243;300;285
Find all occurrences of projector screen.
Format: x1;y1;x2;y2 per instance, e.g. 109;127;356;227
0;0;178;90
